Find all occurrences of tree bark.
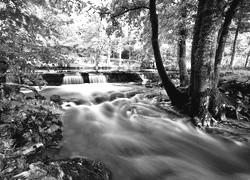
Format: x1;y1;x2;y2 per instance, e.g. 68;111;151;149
178;0;189;87
229;18;240;68
189;0;206;96
149;0;187;107
191;0;221;125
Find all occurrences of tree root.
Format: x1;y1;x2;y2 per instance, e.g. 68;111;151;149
193;112;217;128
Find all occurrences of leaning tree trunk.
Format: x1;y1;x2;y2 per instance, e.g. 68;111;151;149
210;0;243;120
149;0;187;107
229;18;240;68
189;0;206;96
191;0;221;126
214;0;242;85
177;0;189;87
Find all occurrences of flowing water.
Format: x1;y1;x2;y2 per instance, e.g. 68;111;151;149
49;84;250;180
62;75;84;84
62;74;107;84
89;74;107;83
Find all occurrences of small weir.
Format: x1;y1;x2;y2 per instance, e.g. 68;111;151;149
62;73;107;84
62;75;84;84
89;74;107;83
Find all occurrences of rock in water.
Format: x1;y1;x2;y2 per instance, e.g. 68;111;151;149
50;94;62;105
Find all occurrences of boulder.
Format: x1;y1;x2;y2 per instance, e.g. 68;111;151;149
50;94;62;105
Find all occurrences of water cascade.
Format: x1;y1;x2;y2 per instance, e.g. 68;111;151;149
62;74;84;84
62;93;250;180
89;74;107;83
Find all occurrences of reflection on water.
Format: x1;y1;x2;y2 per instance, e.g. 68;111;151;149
61;87;250;180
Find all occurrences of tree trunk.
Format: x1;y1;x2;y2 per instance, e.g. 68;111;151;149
191;0;221;125
245;51;250;67
149;0;187;107
189;0;206;96
191;0;242;126
229;19;240;68
210;0;243;120
214;0;242;85
178;0;189;87
107;45;111;67
118;37;122;67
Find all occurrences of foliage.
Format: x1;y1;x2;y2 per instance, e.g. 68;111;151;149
0;88;63;178
97;0;197;70
0;0;87;83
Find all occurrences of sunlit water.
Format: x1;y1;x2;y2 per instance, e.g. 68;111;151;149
44;84;250;180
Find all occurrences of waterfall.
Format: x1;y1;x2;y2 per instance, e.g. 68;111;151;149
62;75;84;84
89;74;107;83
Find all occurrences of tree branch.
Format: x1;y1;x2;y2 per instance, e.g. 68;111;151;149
110;6;149;19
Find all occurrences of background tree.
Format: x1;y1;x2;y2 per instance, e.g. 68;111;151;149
0;0;75;83
177;0;189;86
99;0;196;84
229;0;250;68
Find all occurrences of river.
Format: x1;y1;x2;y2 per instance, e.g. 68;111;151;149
39;84;250;180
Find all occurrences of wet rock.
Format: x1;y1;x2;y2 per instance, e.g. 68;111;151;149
125;90;143;99
91;92;109;104
13;158;112;180
110;92;125;101
50;94;62;105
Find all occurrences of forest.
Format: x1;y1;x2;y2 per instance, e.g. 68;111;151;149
0;0;250;179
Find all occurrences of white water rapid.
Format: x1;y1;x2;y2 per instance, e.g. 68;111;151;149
60;85;250;180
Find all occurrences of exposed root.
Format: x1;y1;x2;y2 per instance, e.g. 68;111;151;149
193;112;218;129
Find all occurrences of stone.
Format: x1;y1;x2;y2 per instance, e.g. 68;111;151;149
50;94;62;105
